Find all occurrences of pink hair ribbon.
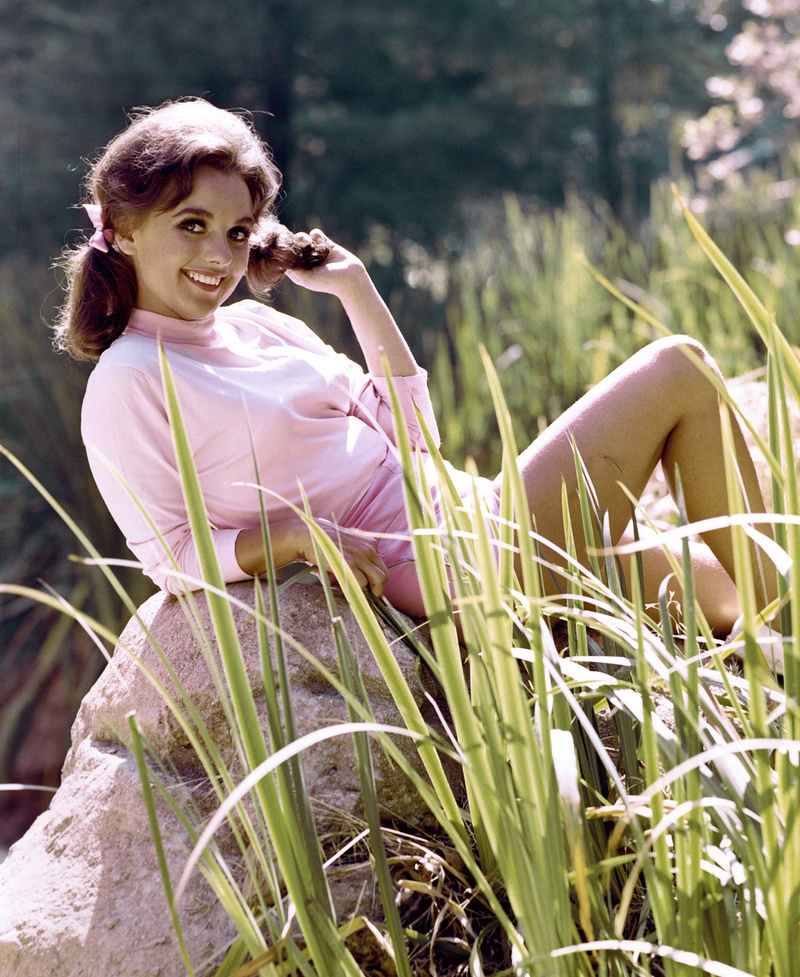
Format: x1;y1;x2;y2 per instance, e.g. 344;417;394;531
83;203;115;253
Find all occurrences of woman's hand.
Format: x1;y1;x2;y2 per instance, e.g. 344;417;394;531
284;230;369;302
235;519;389;596
307;518;389;596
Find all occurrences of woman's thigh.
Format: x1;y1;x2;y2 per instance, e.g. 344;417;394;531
493;335;720;556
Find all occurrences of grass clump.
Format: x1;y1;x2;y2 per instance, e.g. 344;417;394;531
6;192;800;975
148;200;800;975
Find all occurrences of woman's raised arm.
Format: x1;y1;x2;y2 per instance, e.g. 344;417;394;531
285;231;420;378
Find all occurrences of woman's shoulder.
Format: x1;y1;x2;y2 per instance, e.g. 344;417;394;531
94;330;161;371
86;334;162;405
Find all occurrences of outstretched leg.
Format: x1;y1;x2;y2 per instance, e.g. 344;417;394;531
495;335;776;634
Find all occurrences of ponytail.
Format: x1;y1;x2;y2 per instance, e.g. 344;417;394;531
246;220;332;293
53;238;137;362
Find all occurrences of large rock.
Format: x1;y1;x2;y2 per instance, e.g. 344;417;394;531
0;582;453;977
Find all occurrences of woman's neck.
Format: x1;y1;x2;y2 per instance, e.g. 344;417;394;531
125;307;220;347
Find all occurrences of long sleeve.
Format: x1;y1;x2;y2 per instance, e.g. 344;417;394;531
82;363;251;594
350;372;440;450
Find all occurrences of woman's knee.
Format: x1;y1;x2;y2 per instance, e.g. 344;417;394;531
648;334;724;398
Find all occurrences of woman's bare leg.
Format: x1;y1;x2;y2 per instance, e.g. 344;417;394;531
617;528;740;635
495;335;776;634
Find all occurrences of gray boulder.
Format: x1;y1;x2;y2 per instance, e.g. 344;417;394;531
0;582;451;977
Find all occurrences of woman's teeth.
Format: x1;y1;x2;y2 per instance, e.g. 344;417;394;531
187;271;223;286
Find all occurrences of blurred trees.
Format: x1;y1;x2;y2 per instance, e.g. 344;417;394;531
277;0;722;236
3;0;736;262
684;0;800;182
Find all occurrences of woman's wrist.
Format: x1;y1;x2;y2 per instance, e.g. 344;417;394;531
330;262;372;306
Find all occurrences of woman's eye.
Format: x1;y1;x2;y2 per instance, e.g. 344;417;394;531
180;220;205;234
230;227;251;243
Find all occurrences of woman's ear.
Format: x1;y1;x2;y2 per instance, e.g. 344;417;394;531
114;231;137;256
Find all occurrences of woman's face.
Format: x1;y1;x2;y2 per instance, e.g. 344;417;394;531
116;165;255;320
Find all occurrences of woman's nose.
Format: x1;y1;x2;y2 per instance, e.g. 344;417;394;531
203;232;232;265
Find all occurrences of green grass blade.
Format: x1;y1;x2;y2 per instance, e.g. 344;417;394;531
128;713;197;977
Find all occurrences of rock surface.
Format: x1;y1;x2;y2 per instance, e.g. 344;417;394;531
0;582;451;977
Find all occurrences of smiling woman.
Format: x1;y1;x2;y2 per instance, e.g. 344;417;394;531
54;97;779;640
113;167;255;320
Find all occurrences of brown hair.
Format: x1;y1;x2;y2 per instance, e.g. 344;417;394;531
54;98;330;360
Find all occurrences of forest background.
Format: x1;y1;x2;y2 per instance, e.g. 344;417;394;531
2;0;798;848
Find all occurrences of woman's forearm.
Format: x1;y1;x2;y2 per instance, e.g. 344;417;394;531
234;519;389;595
234;524;309;577
285;233;420;378
337;268;419;378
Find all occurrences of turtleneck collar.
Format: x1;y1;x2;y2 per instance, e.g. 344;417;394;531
125;307;220;347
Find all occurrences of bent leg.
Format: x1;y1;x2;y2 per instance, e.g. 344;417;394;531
618;528;740;635
494;335;775;632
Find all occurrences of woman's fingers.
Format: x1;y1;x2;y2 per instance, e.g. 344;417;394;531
308;228;330;246
320;554;387;596
291;228;331;252
339;539;389;596
313;520;389;595
356;551;389;597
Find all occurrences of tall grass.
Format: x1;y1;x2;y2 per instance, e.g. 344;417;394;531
129;201;800;974
427;176;800;475
6;172;800;971
5;196;800;976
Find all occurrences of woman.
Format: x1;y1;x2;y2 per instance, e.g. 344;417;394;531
56;98;777;638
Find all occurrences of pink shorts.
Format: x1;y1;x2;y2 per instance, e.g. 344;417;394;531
341;453;500;618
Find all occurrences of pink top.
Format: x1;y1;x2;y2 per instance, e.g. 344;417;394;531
81;300;440;594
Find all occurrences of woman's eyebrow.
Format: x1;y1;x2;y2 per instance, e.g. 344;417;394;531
174;206;254;225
